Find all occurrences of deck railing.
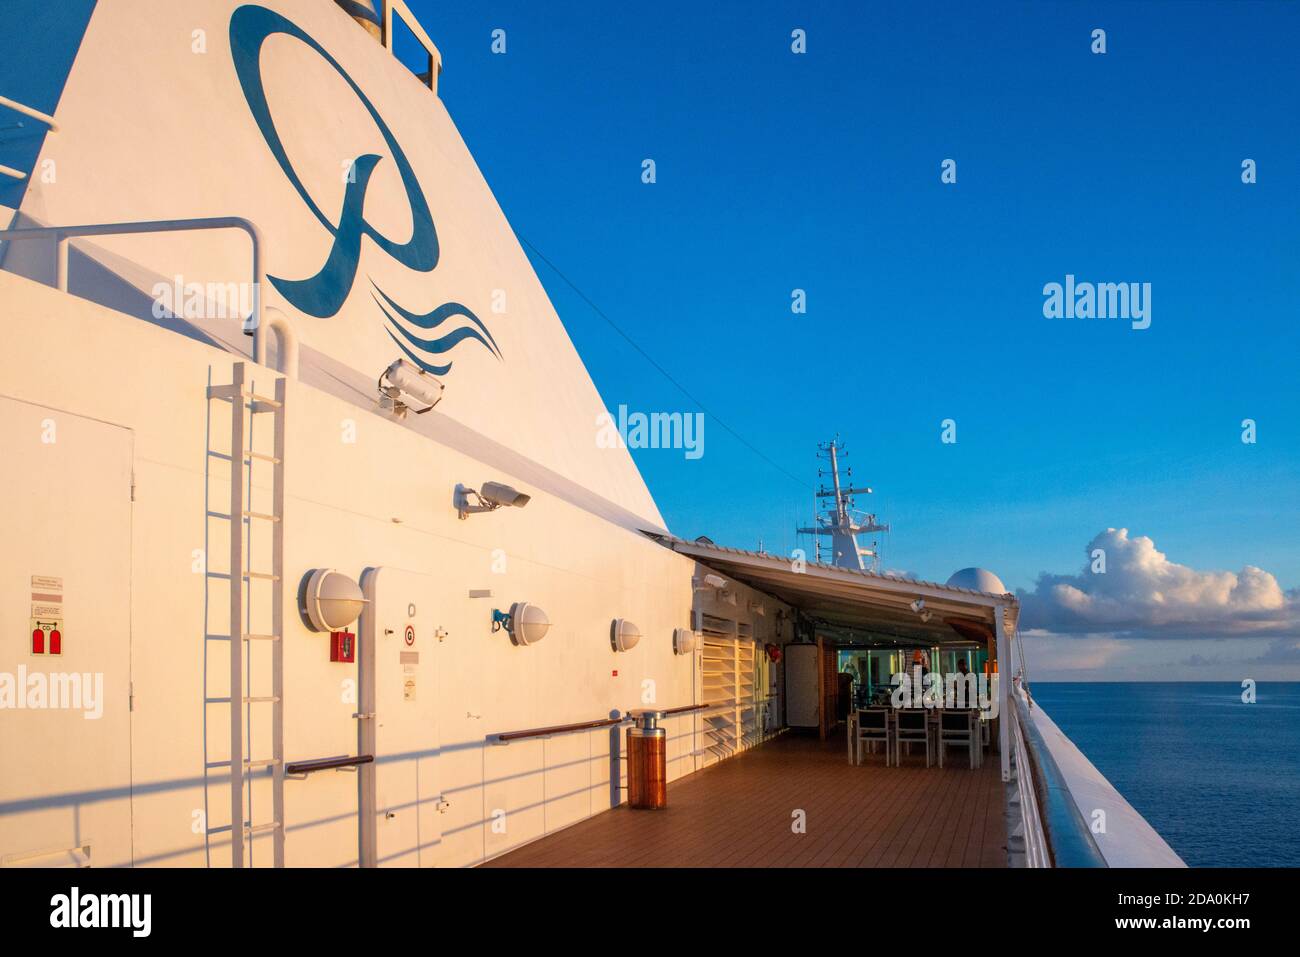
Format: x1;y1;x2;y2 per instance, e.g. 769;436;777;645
0;217;300;377
0;94;58;131
0;94;58;181
1011;686;1107;867
1007;688;1051;867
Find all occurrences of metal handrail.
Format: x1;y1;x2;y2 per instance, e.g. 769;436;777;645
1012;688;1107;867
0;94;59;131
1007;688;1051;867
494;703;710;743
285;754;374;775
495;716;623;743
382;0;443;94
0;216;271;362
661;703;710;716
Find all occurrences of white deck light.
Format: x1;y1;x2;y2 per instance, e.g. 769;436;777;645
610;618;641;652
493;602;550;646
303;568;367;632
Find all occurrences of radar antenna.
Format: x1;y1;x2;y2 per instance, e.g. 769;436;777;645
796;436;889;572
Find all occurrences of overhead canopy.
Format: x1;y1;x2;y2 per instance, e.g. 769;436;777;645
653;534;1019;648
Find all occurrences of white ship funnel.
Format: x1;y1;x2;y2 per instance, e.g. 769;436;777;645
4;0;666;533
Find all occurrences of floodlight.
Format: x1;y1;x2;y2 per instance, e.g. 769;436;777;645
378;358;443;418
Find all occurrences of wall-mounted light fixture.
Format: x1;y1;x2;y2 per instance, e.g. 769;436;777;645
492;602;550;646
378;358;444;418
673;627;696;656
457;481;531;519
909;597;933;624
302;568;368;632
748;600;767;616
610;618;641;653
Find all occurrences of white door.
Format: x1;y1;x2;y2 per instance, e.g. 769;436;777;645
784;643;820;729
359;567;440;866
0;397;134;867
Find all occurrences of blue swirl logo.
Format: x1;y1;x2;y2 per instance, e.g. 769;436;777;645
229;4;500;374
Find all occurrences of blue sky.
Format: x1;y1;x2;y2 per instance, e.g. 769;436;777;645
5;2;1294;678
408;1;1299;674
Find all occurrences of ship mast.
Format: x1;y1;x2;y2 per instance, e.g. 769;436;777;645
797;437;888;572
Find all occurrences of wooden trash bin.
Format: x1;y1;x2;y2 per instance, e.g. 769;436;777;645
627;708;668;809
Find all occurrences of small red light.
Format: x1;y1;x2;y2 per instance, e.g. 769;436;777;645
611;670;618;677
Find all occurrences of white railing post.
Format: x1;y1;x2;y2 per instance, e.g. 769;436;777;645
995;604;1011;782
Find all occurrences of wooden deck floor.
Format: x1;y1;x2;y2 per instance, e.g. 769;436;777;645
483;731;1008;867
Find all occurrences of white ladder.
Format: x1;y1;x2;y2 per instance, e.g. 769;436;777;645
207;362;286;867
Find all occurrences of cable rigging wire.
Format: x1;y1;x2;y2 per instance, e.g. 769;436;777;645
518;234;812;495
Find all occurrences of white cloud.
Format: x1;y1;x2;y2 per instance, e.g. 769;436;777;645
1018;629;1128;671
1017;528;1298;639
1018;631;1298;681
882;568;920;581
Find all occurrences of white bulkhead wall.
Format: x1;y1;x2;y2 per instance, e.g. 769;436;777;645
0;272;798;867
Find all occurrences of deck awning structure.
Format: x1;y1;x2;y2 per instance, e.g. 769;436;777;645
649;534;1019;648
651;533;1021;782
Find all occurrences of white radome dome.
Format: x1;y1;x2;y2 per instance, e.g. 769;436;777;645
946;567;1008;595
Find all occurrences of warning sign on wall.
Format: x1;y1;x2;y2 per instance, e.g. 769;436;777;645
31;575;63;593
30;618;63;656
31;575;64;655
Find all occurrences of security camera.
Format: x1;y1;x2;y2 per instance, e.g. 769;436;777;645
378;358;443;418
458;480;531;519
910;598;926;614
479;481;531;509
693;573;727;591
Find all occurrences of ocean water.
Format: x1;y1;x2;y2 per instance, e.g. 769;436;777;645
1029;682;1300;867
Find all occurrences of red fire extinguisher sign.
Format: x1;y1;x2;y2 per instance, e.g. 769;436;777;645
330;631;356;663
